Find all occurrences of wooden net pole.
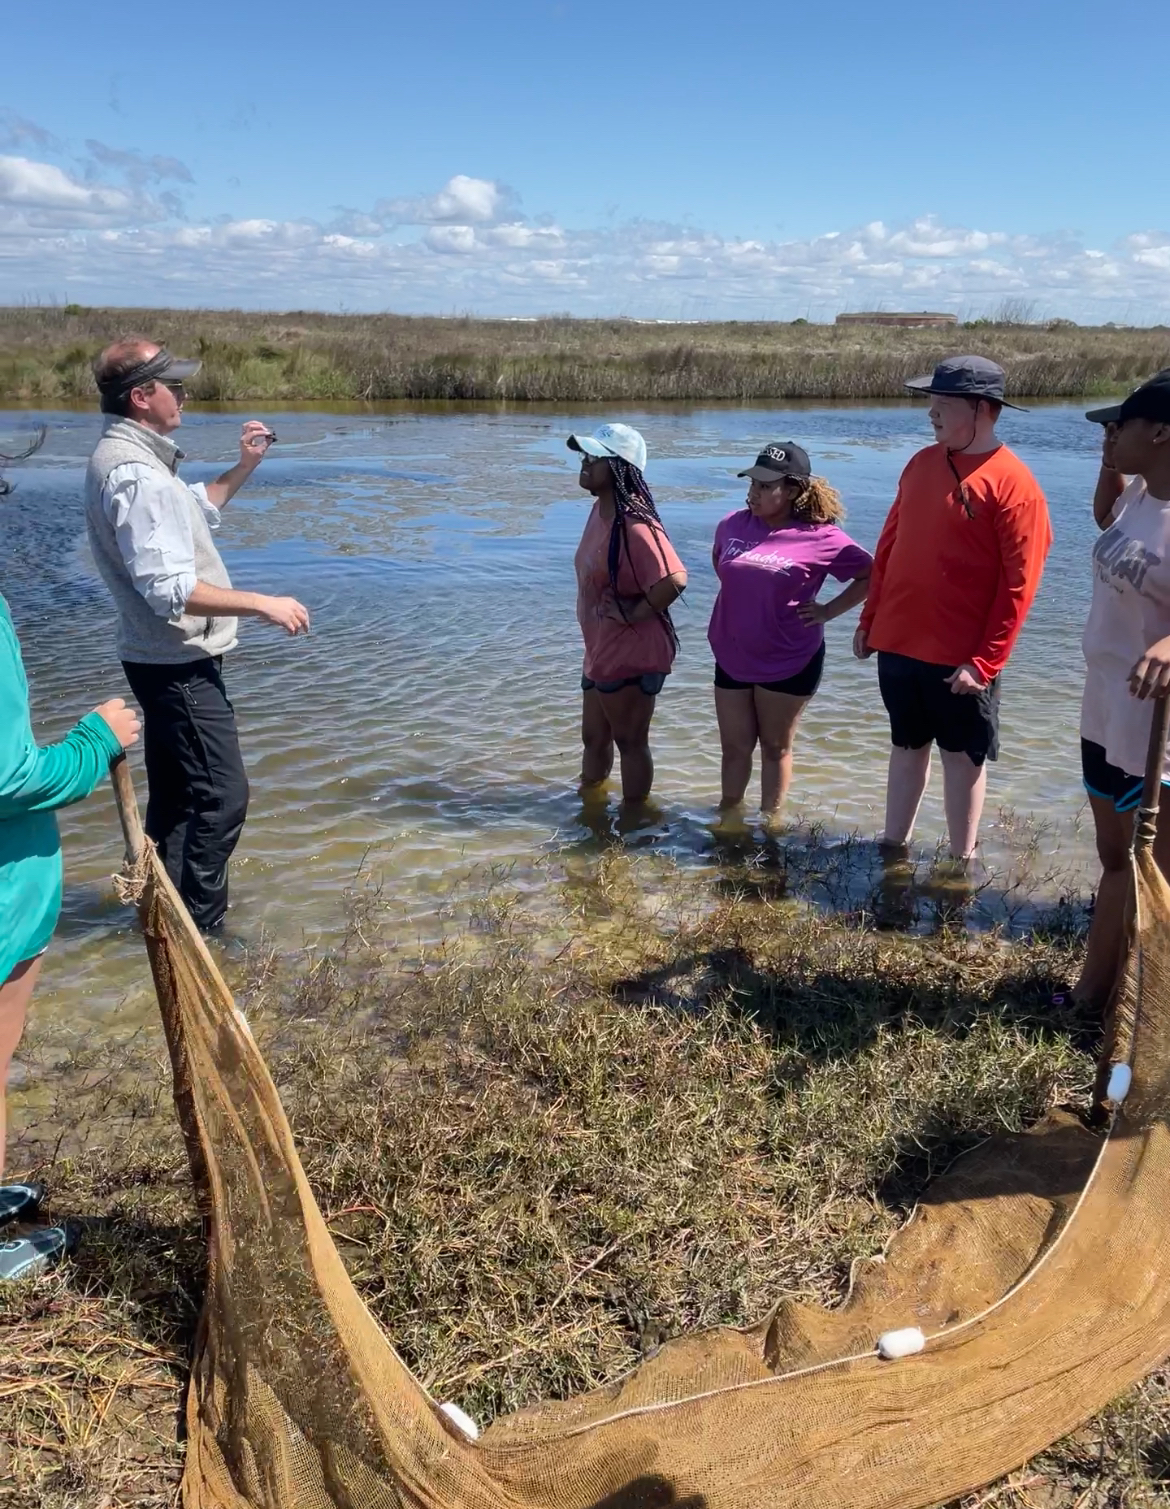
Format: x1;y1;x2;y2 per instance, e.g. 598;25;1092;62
1134;695;1170;853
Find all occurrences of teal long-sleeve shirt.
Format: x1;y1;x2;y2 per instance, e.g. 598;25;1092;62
1;594;122;982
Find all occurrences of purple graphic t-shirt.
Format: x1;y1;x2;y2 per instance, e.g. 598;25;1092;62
708;511;873;683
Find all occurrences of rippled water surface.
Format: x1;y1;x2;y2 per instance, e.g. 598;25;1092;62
1;402;1106;1025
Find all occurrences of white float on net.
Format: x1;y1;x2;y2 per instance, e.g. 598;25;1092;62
877;1327;927;1360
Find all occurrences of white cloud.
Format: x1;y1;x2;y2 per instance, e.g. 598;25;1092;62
482;222;564;249
376;174;517;226
0;155;1168;323
1124;233;1170;272
424;224;479;255
0;154;172;231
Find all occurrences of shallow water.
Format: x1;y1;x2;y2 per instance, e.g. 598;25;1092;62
1;402;1105;1028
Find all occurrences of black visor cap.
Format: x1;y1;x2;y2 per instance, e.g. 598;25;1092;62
1086;368;1170;426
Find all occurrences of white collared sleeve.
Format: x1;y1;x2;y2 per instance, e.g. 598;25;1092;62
187;481;223;529
102;462;198;621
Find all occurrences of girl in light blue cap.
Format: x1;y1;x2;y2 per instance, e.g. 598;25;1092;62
567;423;687;804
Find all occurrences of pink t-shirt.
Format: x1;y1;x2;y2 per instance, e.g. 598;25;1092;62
708;511;873;682
575;502;686;681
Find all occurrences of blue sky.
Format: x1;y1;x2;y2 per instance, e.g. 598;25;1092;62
3;0;1168;320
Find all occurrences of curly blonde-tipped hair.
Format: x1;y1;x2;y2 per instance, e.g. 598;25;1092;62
788;475;845;525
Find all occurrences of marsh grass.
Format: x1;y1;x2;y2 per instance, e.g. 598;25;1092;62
3;840;1169;1506
2;306;1169;404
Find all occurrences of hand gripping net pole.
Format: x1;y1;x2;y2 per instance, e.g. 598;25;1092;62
108;699;1170;1509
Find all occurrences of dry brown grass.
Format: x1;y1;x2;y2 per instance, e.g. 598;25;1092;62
2;842;1169;1507
1;305;1169;403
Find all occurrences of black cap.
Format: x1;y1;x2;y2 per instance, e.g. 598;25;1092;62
1086;369;1170;426
904;354;1027;411
737;441;812;483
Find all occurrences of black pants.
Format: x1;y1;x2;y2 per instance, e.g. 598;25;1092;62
122;657;250;930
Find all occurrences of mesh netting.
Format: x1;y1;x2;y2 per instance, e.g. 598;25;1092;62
120;788;1170;1509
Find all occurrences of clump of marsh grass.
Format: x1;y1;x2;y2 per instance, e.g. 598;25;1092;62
2;305;1169;403
3;845;1167;1506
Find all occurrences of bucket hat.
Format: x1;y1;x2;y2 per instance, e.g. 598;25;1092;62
905;355;1026;411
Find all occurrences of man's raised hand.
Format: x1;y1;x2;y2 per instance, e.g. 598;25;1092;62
239;421;276;467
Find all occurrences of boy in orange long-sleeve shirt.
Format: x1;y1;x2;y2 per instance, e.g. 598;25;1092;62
856;356;1052;860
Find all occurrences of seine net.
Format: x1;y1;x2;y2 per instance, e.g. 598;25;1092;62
115;753;1170;1509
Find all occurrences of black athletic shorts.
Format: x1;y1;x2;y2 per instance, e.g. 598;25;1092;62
1081;738;1148;813
714;642;825;698
876;651;1000;765
581;671;668;696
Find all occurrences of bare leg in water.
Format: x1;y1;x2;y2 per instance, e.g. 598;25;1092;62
0;954;43;1179
939;749;988;861
716;685;811;815
580;684;657;804
714;687;757;808
580;689;615;788
1076;794;1170;1008
882;743;987;859
754;687;811;816
882;744;932;846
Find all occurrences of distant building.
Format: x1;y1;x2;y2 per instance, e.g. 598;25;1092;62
835;311;958;329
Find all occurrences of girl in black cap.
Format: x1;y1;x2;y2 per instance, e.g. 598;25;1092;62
709;444;871;817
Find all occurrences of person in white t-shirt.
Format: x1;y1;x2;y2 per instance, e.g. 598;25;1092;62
1077;370;1170;1007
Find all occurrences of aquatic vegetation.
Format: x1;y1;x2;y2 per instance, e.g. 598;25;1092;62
1;305;1168;403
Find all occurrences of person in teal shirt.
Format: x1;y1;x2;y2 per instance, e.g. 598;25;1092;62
1;449;140;1279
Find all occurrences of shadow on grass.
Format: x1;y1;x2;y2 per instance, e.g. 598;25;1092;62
606;919;1102;1211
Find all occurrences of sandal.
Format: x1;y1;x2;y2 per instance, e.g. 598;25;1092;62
0;1182;44;1227
0;1223;79;1282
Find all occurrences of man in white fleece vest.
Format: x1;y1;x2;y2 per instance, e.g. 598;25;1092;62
85;338;310;931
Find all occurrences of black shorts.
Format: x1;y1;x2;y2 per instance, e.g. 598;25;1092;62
714;643;825;698
1081;738;1147;813
876;651;1000;765
581;671;668;696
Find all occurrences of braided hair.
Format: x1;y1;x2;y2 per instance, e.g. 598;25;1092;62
605;456;680;650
